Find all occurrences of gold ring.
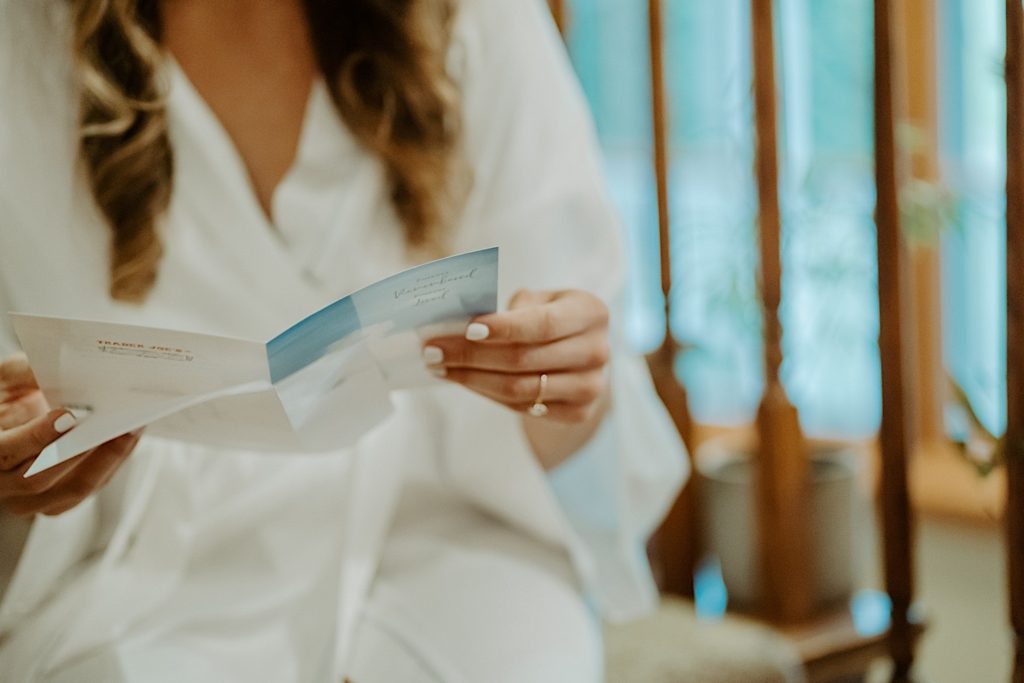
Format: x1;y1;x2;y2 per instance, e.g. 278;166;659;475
528;373;549;417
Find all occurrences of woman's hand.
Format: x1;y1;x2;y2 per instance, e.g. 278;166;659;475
423;289;611;468
0;353;49;430
0;354;141;517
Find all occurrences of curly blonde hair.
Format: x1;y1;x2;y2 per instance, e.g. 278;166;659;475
72;0;463;302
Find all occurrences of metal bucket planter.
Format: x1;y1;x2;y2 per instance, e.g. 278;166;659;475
698;435;860;614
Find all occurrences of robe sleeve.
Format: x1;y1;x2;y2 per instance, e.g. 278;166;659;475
433;0;689;621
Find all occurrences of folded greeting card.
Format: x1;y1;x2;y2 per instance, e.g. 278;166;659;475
12;247;498;476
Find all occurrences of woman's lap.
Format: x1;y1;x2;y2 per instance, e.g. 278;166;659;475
348;483;602;683
27;484;599;683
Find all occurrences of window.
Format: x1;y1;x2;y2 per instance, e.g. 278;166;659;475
564;0;881;436
940;0;1006;437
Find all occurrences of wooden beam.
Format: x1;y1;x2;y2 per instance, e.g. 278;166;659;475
874;0;917;679
644;0;700;597
750;0;813;623
899;0;940;182
897;0;946;451
1005;2;1024;680
548;0;568;36
649;0;671;293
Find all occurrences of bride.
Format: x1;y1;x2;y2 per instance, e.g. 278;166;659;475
0;0;686;680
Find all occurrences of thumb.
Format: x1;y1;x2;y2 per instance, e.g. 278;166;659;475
0;409;75;471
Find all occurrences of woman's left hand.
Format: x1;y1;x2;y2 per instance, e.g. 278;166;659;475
0;353;48;430
423;289;611;423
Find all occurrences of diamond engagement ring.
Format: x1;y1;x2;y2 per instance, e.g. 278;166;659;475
528;373;549;417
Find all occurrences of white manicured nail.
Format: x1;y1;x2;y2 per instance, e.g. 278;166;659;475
68;406;93;421
465;323;490;341
429;365;448;378
53;413;77;434
422;346;444;365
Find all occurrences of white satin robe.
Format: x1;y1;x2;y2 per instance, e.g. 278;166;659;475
0;0;687;680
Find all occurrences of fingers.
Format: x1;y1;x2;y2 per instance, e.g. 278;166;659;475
0;392;50;430
0;353;39;400
424;331;610;374
508;289;554;310
427;289;611;422
441;368;607;409
466;290;608;344
1;449;92;510
38;432;140;516
3;431;141;517
0;353;33;387
0;354;49;430
0;410;76;471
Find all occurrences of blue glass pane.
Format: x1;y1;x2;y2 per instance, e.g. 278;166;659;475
940;0;1007;436
665;0;763;424
565;0;663;353
776;0;880;436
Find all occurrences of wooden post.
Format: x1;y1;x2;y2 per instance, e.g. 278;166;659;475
645;0;699;597
1005;2;1024;680
548;0;568;35
874;0;917;679
750;0;813;623
898;0;946;452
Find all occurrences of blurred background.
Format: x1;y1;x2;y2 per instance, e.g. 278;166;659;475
548;1;1015;681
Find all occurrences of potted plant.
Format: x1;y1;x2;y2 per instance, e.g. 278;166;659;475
697;432;862;614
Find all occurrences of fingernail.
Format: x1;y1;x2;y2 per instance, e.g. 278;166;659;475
429;365;448;378
422;346;444;365
68;406;93;421
54;413;77;434
466;323;490;341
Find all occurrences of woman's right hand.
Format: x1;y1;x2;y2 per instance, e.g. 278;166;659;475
0;354;141;517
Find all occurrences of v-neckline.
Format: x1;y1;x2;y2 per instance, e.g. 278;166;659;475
163;54;339;319
164;55;324;236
